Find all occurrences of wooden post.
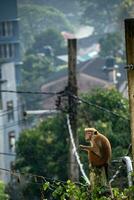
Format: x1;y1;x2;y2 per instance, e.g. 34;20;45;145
125;19;134;162
68;39;79;182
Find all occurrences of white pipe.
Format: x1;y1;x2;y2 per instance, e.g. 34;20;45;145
66;114;90;185
122;156;133;187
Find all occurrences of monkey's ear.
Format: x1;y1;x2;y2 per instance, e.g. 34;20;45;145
94;131;98;135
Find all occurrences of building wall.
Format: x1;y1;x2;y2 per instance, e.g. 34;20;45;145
0;62;20;182
0;0;17;21
0;0;21;183
0;110;6;181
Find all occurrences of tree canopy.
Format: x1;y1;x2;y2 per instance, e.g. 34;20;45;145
79;0;134;33
20;53;53;109
9;88;131;199
18;4;73;52
79;0;121;34
99;32;123;57
30;28;66;56
78;88;130;158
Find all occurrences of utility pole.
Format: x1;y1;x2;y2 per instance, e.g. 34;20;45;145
68;39;79;182
125;18;134;163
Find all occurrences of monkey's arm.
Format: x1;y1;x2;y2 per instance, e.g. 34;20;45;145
79;145;90;152
80;143;102;158
90;141;102;158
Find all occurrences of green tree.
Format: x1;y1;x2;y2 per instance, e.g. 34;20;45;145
99;32;123;57
9;88;131;199
79;0;121;34
20;28;66;109
12;114;69;199
0;181;9;200
20;53;52;109
78;88;130;158
18;4;73;52
117;0;134;29
18;0;79;14
30;28;66;56
78;0;134;34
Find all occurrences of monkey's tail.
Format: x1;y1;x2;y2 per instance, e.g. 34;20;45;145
104;164;114;198
104;164;109;181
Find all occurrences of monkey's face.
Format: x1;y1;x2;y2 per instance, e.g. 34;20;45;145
85;131;93;141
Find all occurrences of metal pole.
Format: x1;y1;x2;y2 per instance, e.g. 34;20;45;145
125;18;134;163
68;39;79;182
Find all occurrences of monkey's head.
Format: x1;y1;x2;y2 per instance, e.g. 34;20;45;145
84;127;98;141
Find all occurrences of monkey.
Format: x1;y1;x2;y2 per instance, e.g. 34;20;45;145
80;127;112;180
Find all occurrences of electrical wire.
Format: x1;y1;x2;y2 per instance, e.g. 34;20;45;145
0;89;129;122
0;152;16;156
0;89;61;95
71;94;130;121
0;167;85;187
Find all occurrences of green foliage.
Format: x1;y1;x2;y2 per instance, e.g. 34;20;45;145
79;0;134;34
20;53;52;109
0;181;9;200
79;0;121;33
30;28;66;56
9;88;132;199
43;180;89;200
15;114;68;178
117;0;134;26
78;88;130;159
99;32;123;57
20;27;66;109
43;179;134;200
12;114;69;199
18;4;73;52
18;0;79;16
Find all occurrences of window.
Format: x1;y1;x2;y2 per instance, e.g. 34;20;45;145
0;44;14;59
0;21;13;37
7;101;14;122
8;132;15;152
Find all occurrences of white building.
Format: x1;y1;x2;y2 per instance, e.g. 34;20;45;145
0;0;21;183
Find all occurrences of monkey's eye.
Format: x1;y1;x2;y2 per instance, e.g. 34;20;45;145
87;132;92;135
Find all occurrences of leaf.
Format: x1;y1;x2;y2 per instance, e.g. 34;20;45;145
43;182;50;191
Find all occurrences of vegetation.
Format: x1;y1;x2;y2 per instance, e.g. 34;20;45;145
6;88;132;199
18;4;73;52
78;0;134;34
7;115;69;199
19;27;66;109
19;52;53;109
43;180;134;199
28;28;66;56
0;181;9;200
18;0;79;15
98;32;123;58
78;88;130;159
8;1;134;199
78;0;134;61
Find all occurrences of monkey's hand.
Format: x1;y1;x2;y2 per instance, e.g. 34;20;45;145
79;145;90;152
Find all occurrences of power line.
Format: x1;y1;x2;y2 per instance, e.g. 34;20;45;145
0;89;60;95
0;104;23;117
0;116;33;131
0;89;129;121
0;167;85;187
0;152;16;156
71;94;130;121
0;108;50;131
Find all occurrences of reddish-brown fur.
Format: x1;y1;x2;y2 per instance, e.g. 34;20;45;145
80;128;111;167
